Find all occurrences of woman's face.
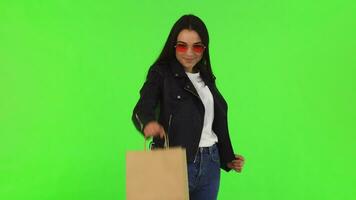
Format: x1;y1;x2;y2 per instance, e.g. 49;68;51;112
175;29;205;73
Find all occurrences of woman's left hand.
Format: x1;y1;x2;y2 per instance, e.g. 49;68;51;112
227;154;245;173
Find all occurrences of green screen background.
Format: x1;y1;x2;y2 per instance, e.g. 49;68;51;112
1;0;355;199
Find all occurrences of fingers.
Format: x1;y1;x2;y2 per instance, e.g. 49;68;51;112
232;159;244;165
228;162;242;172
232;162;243;172
235;168;242;173
234;155;245;165
143;121;166;139
235;154;245;161
231;160;243;168
230;154;245;173
144;122;159;137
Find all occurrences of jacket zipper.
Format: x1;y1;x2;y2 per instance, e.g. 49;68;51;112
135;113;144;132
184;87;200;100
168;114;173;132
167;114;173;147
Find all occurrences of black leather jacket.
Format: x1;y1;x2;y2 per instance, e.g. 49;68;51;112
132;59;235;171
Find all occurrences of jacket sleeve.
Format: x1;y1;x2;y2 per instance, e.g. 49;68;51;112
132;66;163;135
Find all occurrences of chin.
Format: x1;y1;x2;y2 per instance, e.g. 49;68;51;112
184;63;196;69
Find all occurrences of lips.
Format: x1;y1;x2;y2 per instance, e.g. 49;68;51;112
184;58;194;62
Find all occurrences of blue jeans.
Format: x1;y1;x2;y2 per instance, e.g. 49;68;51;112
187;143;221;200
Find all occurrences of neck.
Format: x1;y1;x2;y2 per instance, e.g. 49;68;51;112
185;67;199;73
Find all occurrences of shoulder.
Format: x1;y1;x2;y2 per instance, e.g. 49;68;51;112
148;62;171;77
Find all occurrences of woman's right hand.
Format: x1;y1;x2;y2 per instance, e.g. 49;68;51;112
143;121;165;138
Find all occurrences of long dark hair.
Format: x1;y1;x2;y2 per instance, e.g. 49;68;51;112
152;14;215;82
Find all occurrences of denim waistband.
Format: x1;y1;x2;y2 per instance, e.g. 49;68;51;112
198;143;218;154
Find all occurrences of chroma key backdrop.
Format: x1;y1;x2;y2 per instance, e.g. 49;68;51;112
0;0;355;199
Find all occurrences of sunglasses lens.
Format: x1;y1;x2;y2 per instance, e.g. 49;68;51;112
193;45;205;53
175;44;188;52
175;43;205;53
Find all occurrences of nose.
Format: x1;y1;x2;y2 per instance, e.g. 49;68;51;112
185;47;194;56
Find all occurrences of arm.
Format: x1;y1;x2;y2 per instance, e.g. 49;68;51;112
132;66;163;135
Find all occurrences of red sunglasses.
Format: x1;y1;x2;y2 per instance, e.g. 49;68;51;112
175;42;206;54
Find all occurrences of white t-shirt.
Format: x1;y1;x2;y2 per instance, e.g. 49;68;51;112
186;71;218;147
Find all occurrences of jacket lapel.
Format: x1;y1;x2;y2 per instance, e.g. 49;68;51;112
170;59;200;99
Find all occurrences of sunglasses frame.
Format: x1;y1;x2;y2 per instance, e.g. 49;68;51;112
174;42;206;54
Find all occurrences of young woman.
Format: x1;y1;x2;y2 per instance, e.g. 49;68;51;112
132;14;245;200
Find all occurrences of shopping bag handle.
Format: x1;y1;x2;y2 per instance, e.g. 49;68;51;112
144;133;169;151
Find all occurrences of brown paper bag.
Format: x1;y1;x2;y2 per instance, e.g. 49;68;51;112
126;142;189;200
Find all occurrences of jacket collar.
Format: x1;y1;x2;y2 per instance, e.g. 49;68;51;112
169;59;188;79
169;58;215;85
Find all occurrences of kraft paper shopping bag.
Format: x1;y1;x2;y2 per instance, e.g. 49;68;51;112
126;137;189;200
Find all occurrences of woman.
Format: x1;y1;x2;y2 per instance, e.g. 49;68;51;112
132;14;245;199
